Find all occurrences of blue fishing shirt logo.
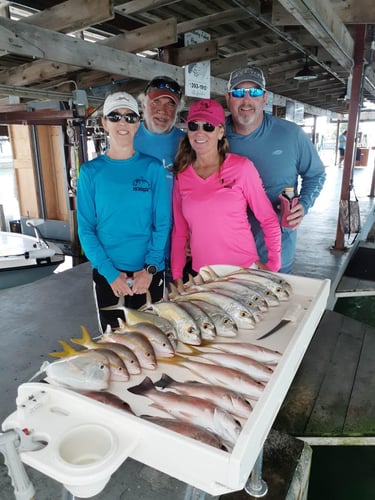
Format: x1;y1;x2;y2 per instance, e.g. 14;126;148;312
133;177;151;192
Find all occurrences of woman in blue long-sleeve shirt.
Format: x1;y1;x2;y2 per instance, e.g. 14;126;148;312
77;91;172;331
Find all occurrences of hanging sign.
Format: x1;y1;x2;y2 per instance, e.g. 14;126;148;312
184;30;210;99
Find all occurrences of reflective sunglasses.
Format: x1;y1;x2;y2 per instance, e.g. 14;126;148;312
229;87;265;98
145;78;182;98
187;121;216;133
105;112;140;123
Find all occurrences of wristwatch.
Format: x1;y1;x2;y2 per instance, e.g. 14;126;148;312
144;264;157;275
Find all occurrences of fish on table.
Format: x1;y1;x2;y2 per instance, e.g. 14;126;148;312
49;340;129;382
115;319;176;359
187;299;238;338
184;275;268;315
208;341;282;365
70;326;142;375
99;330;157;370
170;289;256;331
198;266;290;301
154;373;253;419
43;350;111;391
178;358;264;401
142;415;231;451
128;376;242;447
80;390;136;413
189;350;274;383
175;300;216;340
140;295;202;346
104;300;179;350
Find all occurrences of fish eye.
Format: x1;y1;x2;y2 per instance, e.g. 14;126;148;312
99;364;105;370
187;327;195;333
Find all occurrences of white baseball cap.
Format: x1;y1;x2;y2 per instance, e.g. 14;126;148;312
103;92;140;116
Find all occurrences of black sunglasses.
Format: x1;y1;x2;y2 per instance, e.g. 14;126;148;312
187;121;216;133
105;112;140;123
145;78;182;98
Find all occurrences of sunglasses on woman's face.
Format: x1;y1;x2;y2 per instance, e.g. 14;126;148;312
187;121;216;133
105;112;140;123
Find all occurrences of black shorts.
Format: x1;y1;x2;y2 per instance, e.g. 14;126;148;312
92;268;165;332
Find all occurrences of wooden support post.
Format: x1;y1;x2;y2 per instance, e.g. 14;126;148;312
332;25;366;251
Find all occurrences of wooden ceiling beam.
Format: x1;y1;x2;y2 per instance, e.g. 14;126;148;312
176;8;256;35
21;0;114;33
276;0;353;68
0;19;177;86
0;17;227;96
272;0;375;25
114;0;182;17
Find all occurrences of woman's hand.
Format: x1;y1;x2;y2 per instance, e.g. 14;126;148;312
254;261;270;271
132;269;153;295
110;272;134;297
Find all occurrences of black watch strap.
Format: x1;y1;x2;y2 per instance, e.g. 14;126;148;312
144;264;157;275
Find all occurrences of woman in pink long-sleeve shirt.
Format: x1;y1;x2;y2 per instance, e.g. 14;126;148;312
171;99;281;285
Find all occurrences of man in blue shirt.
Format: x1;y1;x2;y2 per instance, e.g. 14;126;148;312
225;66;326;273
135;76;186;282
135;76;186;195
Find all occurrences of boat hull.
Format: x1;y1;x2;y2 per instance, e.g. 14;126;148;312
0;231;65;289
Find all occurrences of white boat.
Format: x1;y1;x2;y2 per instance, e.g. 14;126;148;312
0;219;65;289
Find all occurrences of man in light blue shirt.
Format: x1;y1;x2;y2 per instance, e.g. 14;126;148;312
135;76;185;195
226;66;326;273
135;76;186;281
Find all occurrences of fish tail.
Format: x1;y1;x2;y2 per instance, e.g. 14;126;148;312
128;376;155;396
49;340;78;358
154;373;175;389
70;325;97;348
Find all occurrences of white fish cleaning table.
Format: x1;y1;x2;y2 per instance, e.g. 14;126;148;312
2;271;330;498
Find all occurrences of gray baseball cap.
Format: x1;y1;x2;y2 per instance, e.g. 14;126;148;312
227;66;266;90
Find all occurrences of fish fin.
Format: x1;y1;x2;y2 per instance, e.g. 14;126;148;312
145;290;152;305
194;274;204;285
168;283;180;300
139;291;154;311
185;274;196;290
127;376;155;396
199;266;219;283
70;325;97;349
154;373;175;389
115;317;129;333
49;340;79;358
